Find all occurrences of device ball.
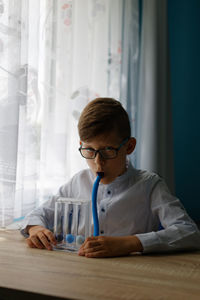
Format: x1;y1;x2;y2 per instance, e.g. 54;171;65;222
66;234;74;243
56;234;63;242
76;235;85;245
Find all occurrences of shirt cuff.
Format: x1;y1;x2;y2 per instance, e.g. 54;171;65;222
135;231;166;253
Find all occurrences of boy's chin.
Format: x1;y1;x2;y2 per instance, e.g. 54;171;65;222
99;176;115;185
92;171;118;184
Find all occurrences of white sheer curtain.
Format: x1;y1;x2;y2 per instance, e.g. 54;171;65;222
0;0;139;227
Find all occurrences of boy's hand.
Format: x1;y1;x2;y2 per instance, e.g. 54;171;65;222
78;235;143;258
26;225;57;251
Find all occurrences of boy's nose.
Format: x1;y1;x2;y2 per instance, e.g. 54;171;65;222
94;152;105;166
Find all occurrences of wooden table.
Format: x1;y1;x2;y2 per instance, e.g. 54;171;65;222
0;230;200;300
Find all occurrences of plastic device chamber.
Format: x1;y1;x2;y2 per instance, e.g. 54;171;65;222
53;172;103;252
53;197;91;252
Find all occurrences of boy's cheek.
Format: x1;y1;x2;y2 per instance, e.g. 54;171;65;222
86;160;94;172
86;162;100;177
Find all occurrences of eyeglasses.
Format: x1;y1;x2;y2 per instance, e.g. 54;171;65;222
79;138;129;159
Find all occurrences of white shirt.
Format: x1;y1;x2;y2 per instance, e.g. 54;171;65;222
20;162;200;253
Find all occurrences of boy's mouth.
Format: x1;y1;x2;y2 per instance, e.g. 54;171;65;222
96;171;105;177
97;171;104;178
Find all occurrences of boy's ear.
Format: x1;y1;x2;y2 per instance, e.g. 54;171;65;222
126;137;136;154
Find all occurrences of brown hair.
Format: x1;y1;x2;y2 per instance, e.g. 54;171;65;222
78;97;131;141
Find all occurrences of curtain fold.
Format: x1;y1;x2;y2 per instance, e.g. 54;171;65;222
136;0;174;192
120;0;139;165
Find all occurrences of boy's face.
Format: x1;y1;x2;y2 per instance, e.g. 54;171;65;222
80;132;136;184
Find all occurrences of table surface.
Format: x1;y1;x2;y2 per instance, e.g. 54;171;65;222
0;230;200;300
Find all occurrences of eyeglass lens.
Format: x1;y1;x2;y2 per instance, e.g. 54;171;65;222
80;148;117;159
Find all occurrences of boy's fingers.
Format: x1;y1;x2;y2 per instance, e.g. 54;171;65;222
79;237;93;249
28;227;56;250
78;238;101;255
26;238;36;248
83;245;103;254
31;235;45;249
44;230;57;245
79;243;84;250
85;240;101;248
37;232;52;250
78;249;85;256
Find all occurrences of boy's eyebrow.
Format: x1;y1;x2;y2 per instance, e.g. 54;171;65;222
81;142;116;149
82;145;95;149
80;142;93;148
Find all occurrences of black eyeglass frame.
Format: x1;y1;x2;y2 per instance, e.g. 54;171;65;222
78;137;129;160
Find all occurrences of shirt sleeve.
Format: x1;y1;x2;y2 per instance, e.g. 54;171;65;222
20;181;72;238
136;180;200;253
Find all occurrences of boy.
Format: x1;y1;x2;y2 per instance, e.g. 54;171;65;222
20;98;200;257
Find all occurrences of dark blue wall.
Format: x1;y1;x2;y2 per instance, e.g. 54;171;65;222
168;0;200;221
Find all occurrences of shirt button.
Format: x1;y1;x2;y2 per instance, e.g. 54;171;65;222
101;208;105;212
100;230;104;234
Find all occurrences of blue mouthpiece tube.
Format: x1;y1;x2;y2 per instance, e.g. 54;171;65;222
92;172;104;236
